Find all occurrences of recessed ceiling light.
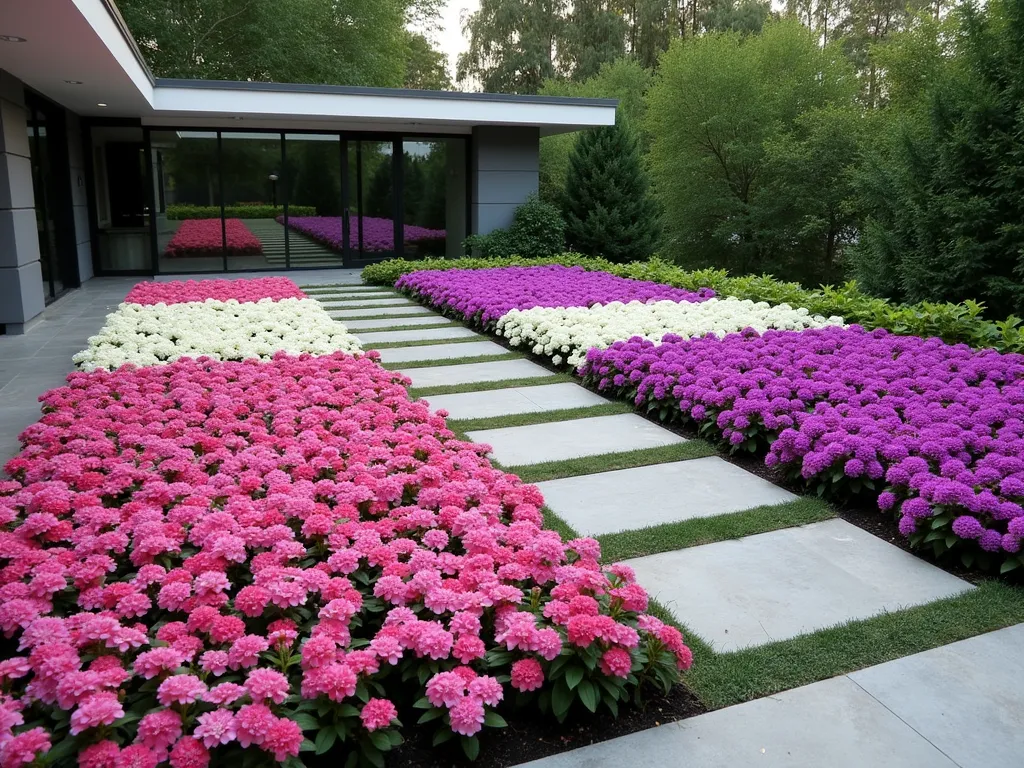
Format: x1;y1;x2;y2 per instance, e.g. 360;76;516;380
65;80;83;85
0;35;27;43
97;103;107;107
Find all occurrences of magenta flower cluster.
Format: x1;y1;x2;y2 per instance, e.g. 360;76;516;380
580;325;1024;562
0;345;689;765
164;219;263;258
396;265;715;325
282;216;445;253
123;278;307;306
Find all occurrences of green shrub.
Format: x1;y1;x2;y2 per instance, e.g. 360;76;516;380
165;204;316;220
464;195;565;259
362;254;1024;353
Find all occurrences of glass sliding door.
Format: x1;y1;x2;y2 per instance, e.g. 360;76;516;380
151;131;224;273
26;98;78;301
220;132;283;270
283;134;344;268
347;140;399;265
401;138;465;259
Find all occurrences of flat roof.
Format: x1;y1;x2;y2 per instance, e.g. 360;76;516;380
0;0;617;136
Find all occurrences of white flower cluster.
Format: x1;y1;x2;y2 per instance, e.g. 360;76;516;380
496;297;844;368
73;298;362;371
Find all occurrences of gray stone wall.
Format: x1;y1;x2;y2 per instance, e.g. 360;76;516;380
0;70;44;331
470;126;539;235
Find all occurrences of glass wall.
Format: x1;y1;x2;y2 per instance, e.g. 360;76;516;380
220;133;283;269
283;134;344;268
402;139;465;258
111;131;469;275
151;131;224;273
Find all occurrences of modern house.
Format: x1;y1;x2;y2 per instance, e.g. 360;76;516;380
0;0;616;333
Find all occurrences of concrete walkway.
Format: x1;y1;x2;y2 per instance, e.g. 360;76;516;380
305;282;1021;768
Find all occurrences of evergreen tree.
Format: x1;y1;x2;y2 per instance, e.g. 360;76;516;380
562;121;661;262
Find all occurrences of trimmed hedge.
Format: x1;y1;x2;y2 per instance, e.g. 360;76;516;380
362;254;1024;353
165;204;316;220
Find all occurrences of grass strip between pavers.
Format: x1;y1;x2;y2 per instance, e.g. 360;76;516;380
321;302;418;311
660;581;1024;711
343;321;455;334
328;310;438;321
380;351;520;370
408;373;577;398
503;441;718;484
364;335;488;350
447;402;633;433
312;292;402;302
596;497;835;562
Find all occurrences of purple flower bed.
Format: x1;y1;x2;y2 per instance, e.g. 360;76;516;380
580;324;1024;569
396;266;715;325
280;216;445;252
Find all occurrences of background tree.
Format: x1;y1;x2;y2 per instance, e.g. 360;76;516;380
850;0;1024;315
700;0;774;34
118;0;445;88
560;0;628;81
404;32;453;90
645;20;858;281
538;59;653;202
457;0;567;93
563;120;661;262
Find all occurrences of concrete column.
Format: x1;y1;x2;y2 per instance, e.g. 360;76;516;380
0;69;44;332
66;110;93;283
470;126;540;235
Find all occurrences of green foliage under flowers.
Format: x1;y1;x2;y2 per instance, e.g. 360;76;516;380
463;195;565;259
361;254;1024;354
166;204;316;220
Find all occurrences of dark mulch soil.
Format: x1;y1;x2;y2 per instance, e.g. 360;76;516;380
390;684;705;768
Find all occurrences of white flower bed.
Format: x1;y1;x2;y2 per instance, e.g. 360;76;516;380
73;298;362;371
496;297;844;367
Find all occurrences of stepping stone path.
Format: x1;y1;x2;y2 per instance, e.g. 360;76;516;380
304;282;1020;768
519;624;1024;768
534;457;797;536
467;413;684;466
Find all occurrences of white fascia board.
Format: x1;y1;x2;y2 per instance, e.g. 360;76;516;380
151;87;616;130
74;0;154;102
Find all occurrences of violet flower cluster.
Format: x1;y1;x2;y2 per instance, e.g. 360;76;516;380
281;216;445;253
396;265;715;325
580;325;1024;562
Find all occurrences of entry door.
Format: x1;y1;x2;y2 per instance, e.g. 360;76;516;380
105;143;147;228
342;139;400;267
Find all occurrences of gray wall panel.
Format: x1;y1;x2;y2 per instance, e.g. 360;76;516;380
470;126;540;235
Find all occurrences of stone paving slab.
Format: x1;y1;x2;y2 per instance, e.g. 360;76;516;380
849;623;1024;768
375;340;510;364
340;317;453;331
322;297;413;308
425;382;608;420
535;457;797;536
358;327;481;345
467;413;685;466
314;292;398;302
518;675;958;768
627;518;973;652
397;359;556;388
329;305;436;319
301;284;381;291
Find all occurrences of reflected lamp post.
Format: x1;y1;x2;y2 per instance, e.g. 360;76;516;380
269;173;279;208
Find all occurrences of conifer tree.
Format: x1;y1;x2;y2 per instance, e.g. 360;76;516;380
562;121;661;262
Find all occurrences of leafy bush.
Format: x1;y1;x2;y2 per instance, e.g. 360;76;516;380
362;254;1024;354
166;204;316;220
464;195;565;259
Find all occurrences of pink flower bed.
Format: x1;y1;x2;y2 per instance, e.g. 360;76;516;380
0;352;690;765
123;278;307;306
164;219;262;258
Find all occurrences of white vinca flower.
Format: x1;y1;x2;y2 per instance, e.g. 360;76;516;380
72;297;362;371
495;297;844;369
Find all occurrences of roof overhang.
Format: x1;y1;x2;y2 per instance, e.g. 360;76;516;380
0;0;616;136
